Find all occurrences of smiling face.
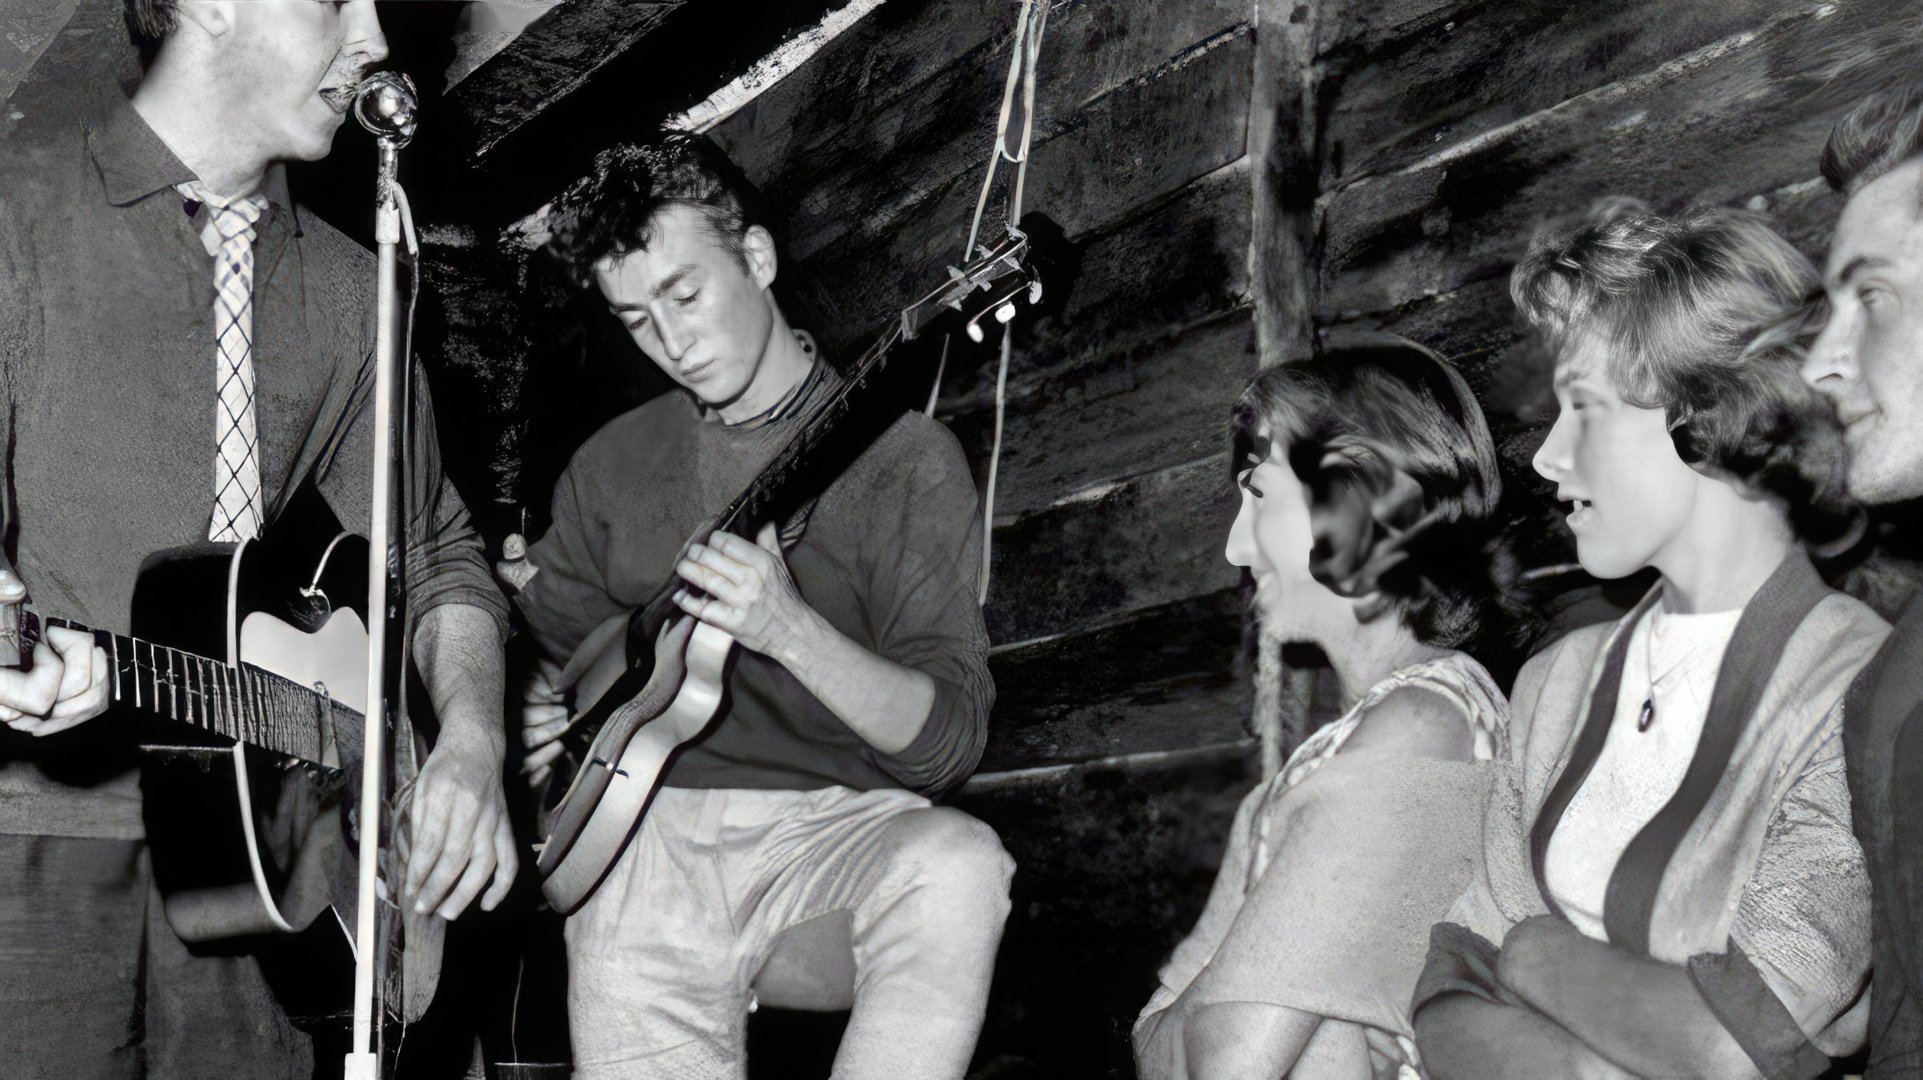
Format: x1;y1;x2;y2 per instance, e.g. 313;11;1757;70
594;202;782;415
213;1;387;163
1225;427;1353;643
1804;157;1923;504
1532;339;1705;580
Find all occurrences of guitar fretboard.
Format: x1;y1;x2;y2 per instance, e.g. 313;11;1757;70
43;617;361;769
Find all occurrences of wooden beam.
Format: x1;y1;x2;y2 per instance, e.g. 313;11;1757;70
451;0;686;160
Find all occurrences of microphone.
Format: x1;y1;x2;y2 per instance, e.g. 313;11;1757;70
353;71;418;147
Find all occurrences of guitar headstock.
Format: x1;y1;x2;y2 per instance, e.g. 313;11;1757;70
900;227;1040;345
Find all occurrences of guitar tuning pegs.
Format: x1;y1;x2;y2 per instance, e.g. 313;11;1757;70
995;302;1017;324
966;321;986;344
1028;279;1043;304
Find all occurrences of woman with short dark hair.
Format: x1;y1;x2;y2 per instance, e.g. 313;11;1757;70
1413;201;1886;1080
1134;338;1521;1079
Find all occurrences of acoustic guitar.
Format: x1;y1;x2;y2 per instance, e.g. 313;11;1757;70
1;483;440;1023
531;227;1040;914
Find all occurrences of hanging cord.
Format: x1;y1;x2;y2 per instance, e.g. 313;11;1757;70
932;0;1048;605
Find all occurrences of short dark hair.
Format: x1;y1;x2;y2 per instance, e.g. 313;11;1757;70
123;0;177;60
1230;338;1519;651
1823;83;1923;196
1512;198;1858;551
544;134;767;289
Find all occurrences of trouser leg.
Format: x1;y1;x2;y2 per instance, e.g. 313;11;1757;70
742;793;1014;1080
564;788;749;1080
0;833;146;1080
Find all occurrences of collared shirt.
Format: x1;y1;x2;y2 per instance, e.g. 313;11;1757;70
0;100;508;839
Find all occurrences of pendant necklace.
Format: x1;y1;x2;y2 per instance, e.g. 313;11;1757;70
1638;610;1704;733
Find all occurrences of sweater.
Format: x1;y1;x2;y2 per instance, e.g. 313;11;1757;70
515;365;992;798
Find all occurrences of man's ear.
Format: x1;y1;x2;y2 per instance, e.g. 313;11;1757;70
174;1;238;39
742;224;778;291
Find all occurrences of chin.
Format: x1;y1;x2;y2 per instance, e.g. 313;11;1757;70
1573;543;1646;583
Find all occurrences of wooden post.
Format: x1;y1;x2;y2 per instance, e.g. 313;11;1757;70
1248;0;1321;371
1246;0;1323;773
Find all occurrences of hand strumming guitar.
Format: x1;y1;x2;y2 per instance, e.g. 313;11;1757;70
673;522;936;756
0;569;111;735
403;603;519;921
519;656;570;789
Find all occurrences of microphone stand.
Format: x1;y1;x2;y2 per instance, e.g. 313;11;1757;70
345;71;418;1080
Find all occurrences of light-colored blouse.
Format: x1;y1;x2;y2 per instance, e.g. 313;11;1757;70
1546;604;1740;940
1136;652;1508;1079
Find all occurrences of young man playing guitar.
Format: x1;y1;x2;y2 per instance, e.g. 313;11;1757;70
517;139;1014;1079
0;2;517;1075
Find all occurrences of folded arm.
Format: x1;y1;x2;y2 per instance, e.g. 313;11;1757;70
1495;914;1762;1078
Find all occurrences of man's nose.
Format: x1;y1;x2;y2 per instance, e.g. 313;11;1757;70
1802;310;1855;389
346;1;390;66
656;312;691;361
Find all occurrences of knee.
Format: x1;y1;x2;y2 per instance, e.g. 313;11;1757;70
886;807;1014;912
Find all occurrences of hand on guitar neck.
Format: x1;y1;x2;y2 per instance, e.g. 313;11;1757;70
0;569;112;735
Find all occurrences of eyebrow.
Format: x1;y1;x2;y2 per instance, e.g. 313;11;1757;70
1831;254;1896;289
607;264;699;311
1552;366;1594;390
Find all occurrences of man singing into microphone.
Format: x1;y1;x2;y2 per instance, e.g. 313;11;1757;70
0;3;516;1076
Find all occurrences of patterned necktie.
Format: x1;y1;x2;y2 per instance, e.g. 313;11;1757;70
204;195;268;542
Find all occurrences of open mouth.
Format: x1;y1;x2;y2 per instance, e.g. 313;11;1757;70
1563;496;1595;529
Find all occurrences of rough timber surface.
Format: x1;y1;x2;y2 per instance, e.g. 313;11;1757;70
1316;1;1901;324
984;456;1241;645
954;745;1259;1078
983;589;1251;774
1317;0;1797;185
714;0;1251;262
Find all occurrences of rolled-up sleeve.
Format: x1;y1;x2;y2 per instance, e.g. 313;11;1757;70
854;417;992;798
1692;724;1870;1073
317;347;509;643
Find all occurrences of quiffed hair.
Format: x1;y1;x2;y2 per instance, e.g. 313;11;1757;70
1823;83;1923;196
1511;198;1858;551
543;134;766;289
1230;338;1521;651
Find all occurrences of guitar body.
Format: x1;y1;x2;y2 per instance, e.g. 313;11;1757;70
536;613;736;914
132;483;441;1023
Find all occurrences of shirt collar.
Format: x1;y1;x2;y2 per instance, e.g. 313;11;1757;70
87;97;295;220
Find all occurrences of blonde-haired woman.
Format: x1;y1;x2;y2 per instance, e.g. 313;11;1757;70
1414;201;1884;1079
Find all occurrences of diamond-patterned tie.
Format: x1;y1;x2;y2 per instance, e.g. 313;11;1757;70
206;196;267;542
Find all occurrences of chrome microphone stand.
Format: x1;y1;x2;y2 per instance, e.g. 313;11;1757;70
346;70;417;1080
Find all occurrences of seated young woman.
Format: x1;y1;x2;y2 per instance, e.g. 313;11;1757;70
1134;338;1524;1080
1411;200;1886;1080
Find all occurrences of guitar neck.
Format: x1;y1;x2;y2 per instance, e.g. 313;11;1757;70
715;325;904;538
42;617;361;767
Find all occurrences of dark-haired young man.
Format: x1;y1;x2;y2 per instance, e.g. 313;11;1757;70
514;140;1013;1078
0;2;516;1075
1803;80;1923;1076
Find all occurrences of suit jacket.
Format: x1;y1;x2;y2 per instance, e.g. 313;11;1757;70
1845;591;1923;1076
